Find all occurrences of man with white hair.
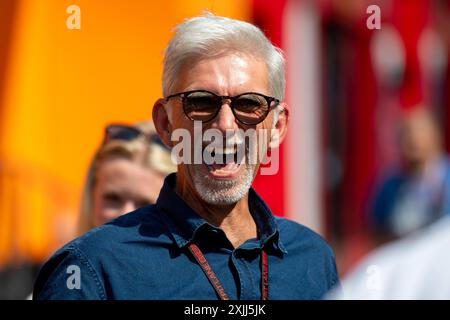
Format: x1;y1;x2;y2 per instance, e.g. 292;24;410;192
34;14;339;300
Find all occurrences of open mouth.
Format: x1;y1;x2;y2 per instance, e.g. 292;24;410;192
203;145;244;177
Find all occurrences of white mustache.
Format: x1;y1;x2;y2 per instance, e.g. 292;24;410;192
202;134;244;153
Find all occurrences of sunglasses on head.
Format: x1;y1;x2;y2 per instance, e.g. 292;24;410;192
104;124;169;150
165;90;280;125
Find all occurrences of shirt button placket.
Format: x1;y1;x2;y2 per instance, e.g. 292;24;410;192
231;250;258;300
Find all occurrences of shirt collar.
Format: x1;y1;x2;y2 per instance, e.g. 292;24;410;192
156;173;287;254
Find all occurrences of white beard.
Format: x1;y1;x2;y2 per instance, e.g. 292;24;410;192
191;163;256;205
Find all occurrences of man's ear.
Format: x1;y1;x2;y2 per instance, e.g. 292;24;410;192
152;98;173;148
269;101;289;149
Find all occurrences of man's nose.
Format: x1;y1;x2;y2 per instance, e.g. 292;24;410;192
210;101;239;132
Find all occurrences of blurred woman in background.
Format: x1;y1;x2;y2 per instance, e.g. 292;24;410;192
78;121;176;235
25;121;175;299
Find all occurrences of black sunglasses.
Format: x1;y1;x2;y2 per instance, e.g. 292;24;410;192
165;90;280;125
104;124;169;150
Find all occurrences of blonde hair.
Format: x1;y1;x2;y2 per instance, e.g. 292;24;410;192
78;121;175;235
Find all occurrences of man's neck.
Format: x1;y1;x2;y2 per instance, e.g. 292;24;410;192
175;177;257;248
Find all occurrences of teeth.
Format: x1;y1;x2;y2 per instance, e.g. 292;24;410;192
206;162;241;172
204;145;236;155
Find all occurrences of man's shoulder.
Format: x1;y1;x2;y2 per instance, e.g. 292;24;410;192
39;205;167;280
72;205;164;251
33;205;170;299
275;216;340;293
275;216;335;256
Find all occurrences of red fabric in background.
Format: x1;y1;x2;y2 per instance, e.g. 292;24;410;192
341;24;378;236
336;0;431;236
249;0;432;230
250;0;287;217
446;49;450;153
392;0;430;109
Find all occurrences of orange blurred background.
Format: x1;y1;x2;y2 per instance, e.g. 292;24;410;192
0;0;251;267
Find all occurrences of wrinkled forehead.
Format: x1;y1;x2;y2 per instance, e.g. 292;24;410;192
171;52;270;96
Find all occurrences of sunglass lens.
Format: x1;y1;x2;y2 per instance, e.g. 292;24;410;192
106;125;142;141
184;92;220;121
233;94;268;124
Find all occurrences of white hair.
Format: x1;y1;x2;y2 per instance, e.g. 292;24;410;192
162;13;286;101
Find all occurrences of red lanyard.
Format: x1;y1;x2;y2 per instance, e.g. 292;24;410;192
188;243;269;300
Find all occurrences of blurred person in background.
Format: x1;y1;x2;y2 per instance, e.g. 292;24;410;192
329;214;450;299
370;107;450;242
24;121;175;299
78;121;176;234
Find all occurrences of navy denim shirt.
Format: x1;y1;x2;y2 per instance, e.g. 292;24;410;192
34;173;340;300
